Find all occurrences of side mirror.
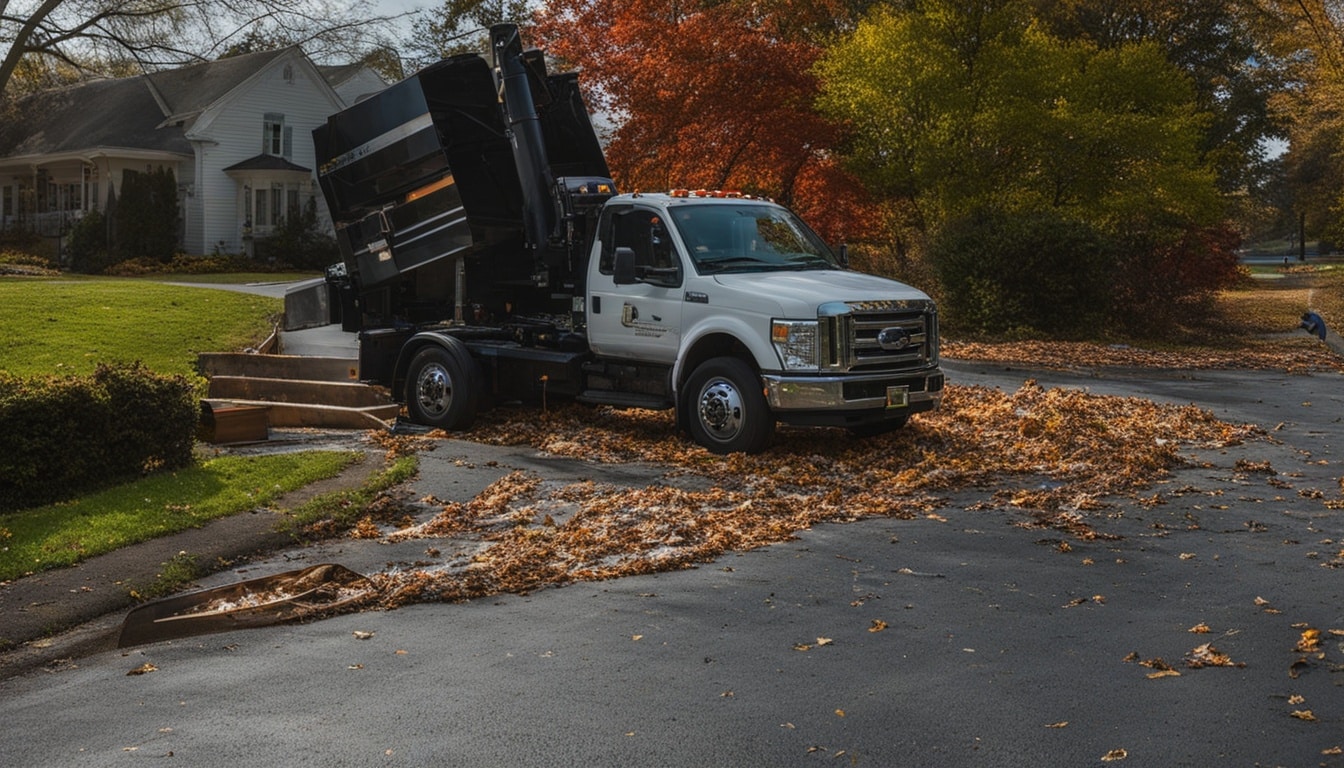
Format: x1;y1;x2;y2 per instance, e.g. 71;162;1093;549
613;246;637;285
837;243;849;268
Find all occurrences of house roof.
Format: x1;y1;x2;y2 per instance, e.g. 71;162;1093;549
317;63;367;88
145;48;291;124
0;47;356;162
0;76;191;158
223;154;311;173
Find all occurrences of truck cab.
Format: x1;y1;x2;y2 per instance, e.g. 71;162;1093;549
583;191;942;453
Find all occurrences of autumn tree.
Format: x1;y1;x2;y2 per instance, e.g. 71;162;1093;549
1257;0;1344;249
1032;0;1282;196
530;0;879;242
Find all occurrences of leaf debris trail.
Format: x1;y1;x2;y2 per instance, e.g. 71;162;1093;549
364;382;1266;608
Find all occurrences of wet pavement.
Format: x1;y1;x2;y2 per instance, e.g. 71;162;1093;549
1;358;1342;766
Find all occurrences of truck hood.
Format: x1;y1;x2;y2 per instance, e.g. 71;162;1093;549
711;270;931;317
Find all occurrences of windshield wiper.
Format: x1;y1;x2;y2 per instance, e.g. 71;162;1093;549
697;255;774;272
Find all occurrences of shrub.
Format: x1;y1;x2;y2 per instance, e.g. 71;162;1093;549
0;364;198;512
929;209;1113;337
114;167;180;263
1110;220;1243;335
65;209;116;274
256;198;338;270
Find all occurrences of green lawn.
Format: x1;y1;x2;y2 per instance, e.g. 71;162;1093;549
0;277;281;377
0;275;401;592
0;451;361;582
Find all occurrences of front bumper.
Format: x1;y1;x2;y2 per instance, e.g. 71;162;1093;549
760;368;944;427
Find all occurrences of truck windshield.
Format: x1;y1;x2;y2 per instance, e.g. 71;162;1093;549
669;203;840;275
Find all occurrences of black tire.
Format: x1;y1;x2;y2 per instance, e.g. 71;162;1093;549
684;356;774;454
405;344;477;430
848;414;909;438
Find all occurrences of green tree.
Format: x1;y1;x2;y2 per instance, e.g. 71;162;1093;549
816;0;1234;335
816;1;1220;231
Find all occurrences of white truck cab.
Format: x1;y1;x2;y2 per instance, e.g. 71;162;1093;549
586;191;943;453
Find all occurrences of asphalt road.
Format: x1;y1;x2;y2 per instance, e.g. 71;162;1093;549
1;359;1342;767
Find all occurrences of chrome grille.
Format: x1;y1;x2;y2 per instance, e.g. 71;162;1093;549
821;300;938;373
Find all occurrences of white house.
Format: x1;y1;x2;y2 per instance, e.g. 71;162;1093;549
0;49;386;256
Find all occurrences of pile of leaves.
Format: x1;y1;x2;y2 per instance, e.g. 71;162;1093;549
364;382;1262;608
943;338;1343;374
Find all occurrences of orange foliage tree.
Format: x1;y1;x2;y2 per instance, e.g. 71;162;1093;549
530;0;879;243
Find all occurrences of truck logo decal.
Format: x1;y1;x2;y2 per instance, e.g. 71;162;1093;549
684;291;709;304
319;113;436;176
621;303;669;337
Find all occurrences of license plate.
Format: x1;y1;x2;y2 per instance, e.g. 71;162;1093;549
885;385;909;409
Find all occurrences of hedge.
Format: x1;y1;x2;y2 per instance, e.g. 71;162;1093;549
0;364;197;512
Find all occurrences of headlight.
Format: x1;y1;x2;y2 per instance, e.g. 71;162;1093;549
771;319;819;371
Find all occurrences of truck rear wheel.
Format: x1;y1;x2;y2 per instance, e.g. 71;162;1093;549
406;345;477;430
684;356;774;454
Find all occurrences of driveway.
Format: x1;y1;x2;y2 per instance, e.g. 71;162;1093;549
0;359;1341;767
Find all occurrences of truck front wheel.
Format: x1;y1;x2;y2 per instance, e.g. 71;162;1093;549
684;357;774;454
406;345;476;430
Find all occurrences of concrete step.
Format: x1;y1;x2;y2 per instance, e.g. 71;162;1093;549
197;352;358;383
206;375;392;410
202;399;400;431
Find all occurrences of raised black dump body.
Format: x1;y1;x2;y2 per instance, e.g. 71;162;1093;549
313;30;614;329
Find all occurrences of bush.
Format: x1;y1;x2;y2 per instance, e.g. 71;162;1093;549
256;198;338;270
66;209;116;274
1110;220;1243;335
929;210;1114;337
0;364;198;512
114;167;180;263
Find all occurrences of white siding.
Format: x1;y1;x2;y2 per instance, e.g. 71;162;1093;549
185;53;344;254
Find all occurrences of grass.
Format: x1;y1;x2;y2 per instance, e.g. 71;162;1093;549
0;277;281;377
0;451;361;582
284;454;420;533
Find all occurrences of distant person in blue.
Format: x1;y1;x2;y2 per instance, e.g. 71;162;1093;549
1300;311;1328;341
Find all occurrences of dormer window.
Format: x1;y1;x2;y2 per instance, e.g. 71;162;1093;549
263;113;292;158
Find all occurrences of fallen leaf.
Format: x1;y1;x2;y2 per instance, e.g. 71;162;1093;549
1290;657;1311;679
1288;695;1305;705
1101;748;1128;761
1291;710;1317;721
1045;721;1069;729
816;637;833;646
1185;643;1242;668
1188;623;1211;634
869;619;888;633
835;709;846;717
793;643;812;652
353;631;374;640
1179;553;1196;560
1322;746;1342;755
347;664;364;670
1295;628;1322;653
631;634;643;641
126;662;157;676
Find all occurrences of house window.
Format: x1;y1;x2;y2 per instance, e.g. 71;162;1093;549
254;187;271;227
2;186;12;217
263;113;285;156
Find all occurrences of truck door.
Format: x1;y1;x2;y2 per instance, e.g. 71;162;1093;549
587;205;684;364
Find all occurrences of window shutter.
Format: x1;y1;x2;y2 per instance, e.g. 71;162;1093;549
283;127;293;159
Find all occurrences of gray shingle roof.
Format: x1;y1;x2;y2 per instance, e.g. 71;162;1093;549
0;76;189;157
0;48;293;159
